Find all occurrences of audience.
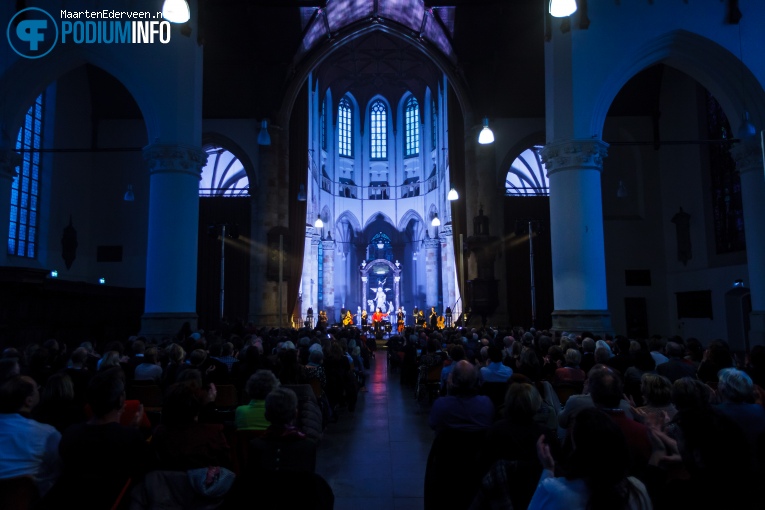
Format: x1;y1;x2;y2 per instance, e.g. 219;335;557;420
235;369;279;431
429;360;494;432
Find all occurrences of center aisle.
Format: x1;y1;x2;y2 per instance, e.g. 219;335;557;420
315;348;436;509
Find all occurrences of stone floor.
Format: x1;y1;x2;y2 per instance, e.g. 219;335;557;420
315;349;435;510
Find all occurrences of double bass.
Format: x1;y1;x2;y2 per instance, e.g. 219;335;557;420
396;309;405;333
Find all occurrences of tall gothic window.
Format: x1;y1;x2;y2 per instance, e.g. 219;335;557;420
431;99;437;150
9;93;44;258
338;97;352;158
405;96;419;158
320;97;326;151
370;100;387;160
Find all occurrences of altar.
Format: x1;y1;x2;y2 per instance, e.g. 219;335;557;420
360;259;401;315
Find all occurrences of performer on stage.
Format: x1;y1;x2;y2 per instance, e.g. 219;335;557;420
360;309;368;330
317;310;328;329
372;308;388;335
429;307;438;329
396;307;405;333
417;309;425;326
342;310;354;326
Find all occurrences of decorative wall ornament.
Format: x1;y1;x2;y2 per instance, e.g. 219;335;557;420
143;144;208;177
540;139;609;174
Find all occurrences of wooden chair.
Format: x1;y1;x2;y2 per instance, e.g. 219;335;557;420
228;429;267;475
125;383;163;413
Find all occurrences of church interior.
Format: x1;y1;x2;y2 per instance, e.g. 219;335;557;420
0;0;764;351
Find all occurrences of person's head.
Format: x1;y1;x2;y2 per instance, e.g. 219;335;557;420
594;347;611;365
221;342;235;357
448;344;465;362
246;369;281;400
161;382;205;428
0;357;21;383
100;351;123;370
264;387;298;427
132;340;146;355
0;375;39;413
487;345;503;363
565;407;631;509
308;349;324;365
175;367;204;388
520;347;539;367
69;347;89;369
564;348;581;367
587;365;623;409
640;373;673;407
41;372;75;402
188;349;208;367
166;343;186;365
582;337;596;353
503;382;541;423
717;367;754;404
449;360;478;395
143;346;158;365
665;341;684;359
86;367;126;418
671;377;712;412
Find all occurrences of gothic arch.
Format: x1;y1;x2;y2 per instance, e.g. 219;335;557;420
591;30;765;142
397;209;425;233
335;210;363;237
202;132;257;189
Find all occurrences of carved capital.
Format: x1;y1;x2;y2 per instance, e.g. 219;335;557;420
540;139;609;175
322;239;335;250
361;276;368;282
730;138;764;175
394;276;400;283
423;237;440;249
143;144;207;178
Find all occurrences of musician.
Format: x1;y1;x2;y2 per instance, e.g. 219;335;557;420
429;307;438;329
372;308;388;334
396;307;405;333
360;309;368;330
317;310;328;329
417;309;425;326
342;310;354;326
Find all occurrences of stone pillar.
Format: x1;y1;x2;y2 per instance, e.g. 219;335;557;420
424;234;440;310
440;224;456;312
322;238;335;322
0;149;20;266
731;138;765;348
541;139;613;337
394;275;401;312
300;226;314;319
140;143;207;339
361;276;368;313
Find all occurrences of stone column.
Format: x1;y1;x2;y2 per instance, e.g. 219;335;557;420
361;275;368;313
440;224;455;312
322;238;335;322
300;226;314;319
0;149;20;266
394;275;401;312
731;138;765;348
424;234;440;310
541;139;613;337
140;143;207;339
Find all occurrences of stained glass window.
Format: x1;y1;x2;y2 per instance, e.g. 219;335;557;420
405;96;419;158
338;97;352;158
370;100;387;160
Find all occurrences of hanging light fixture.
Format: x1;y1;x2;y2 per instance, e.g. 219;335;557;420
377;241;384;250
123;184;135;202
431;213;441;227
549;0;577;18
162;0;190;23
258;119;271;146
447;186;459;201
297;184;307;201
478;117;494;145
314;215;324;229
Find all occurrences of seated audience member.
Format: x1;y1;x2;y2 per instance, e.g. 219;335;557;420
623;347;656;406
558;365;634;431
161;343;186;389
604;336;634;378
150;382;232;471
42;367;151;510
213;342;239;373
32;372;87;433
696;338;733;384
429;360;494;433
634;373;677;429
63;347;93;405
553;348;586;385
440;344;465;393
660;376;756;509
0;356;21;383
656;341;696;383
578;337;596;374
0;375;62;498
133;346;163;384
527;407;652;510
235;369;280;430
715;368;765;474
479;346;513;384
475;382;559;510
515;347;542;382
246;387;318;473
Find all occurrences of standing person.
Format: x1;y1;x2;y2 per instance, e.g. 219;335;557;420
397;307;405;333
360;309;368;331
372;308;388;335
429;307;438;329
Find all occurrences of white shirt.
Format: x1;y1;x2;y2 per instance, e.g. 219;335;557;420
0;413;62;496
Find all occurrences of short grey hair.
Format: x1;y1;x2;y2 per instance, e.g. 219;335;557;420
246;369;280;400
717;367;754;403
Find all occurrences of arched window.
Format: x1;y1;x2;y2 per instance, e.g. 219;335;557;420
320;96;327;151
9;93;44;258
405;96;419;158
199;145;250;196
338;97;352;158
505;146;549;196
431;99;437;150
370;100;387;160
